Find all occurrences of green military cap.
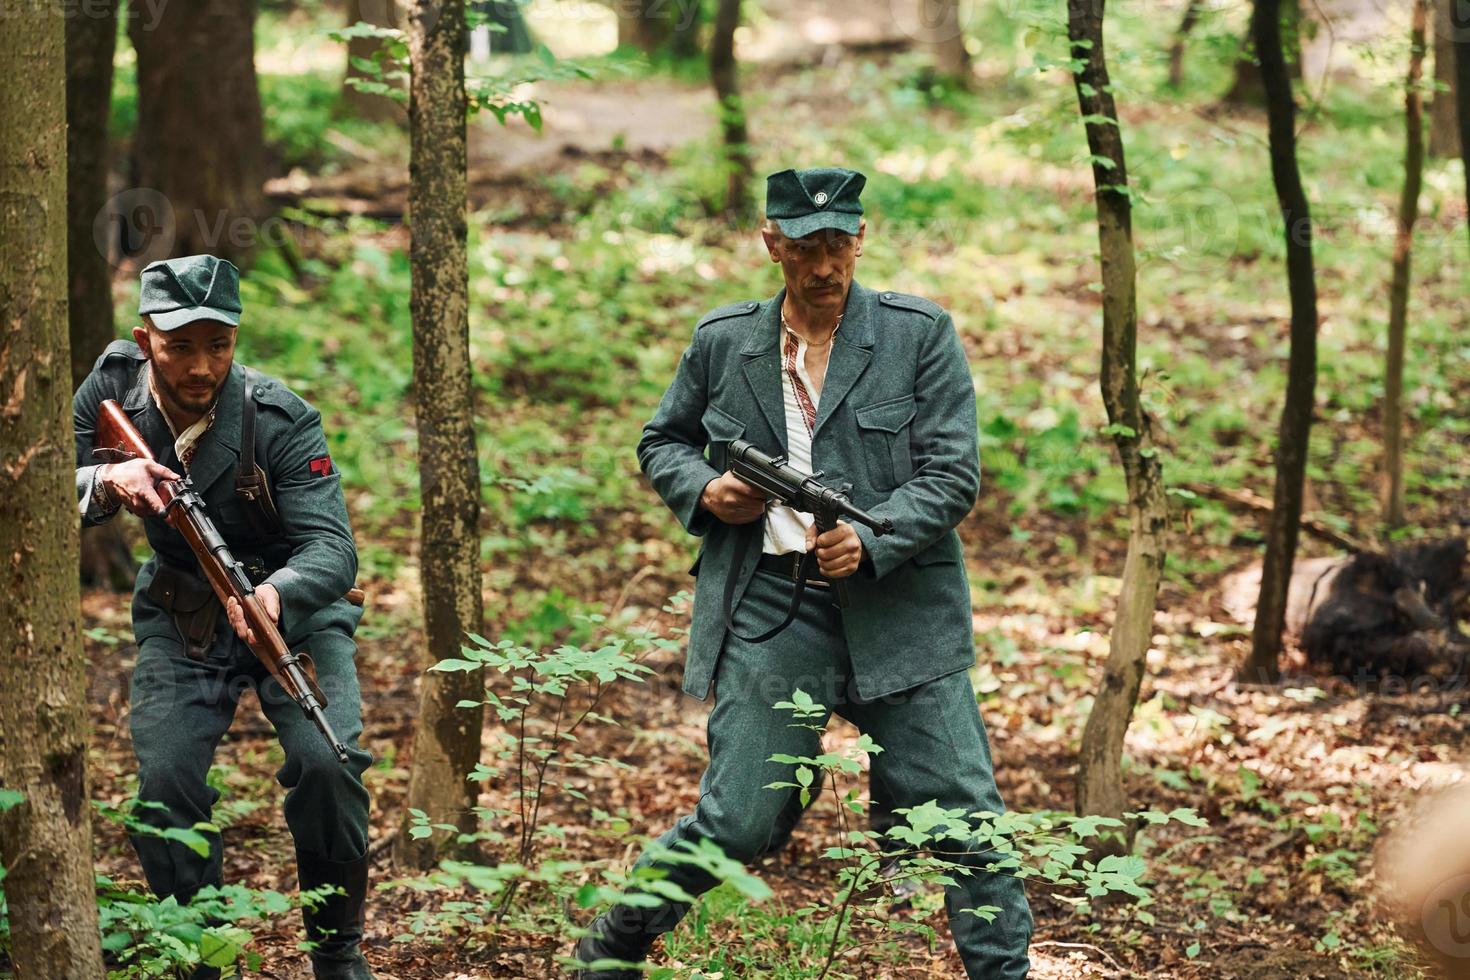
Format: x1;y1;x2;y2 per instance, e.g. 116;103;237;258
765;166;866;239
138;254;242;331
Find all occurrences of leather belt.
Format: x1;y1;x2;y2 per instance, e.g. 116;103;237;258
757;551;831;589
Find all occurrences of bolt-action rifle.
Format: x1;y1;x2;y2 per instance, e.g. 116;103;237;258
93;399;350;764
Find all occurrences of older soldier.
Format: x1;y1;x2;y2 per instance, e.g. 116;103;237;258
73;255;374;980
573;169;1032;977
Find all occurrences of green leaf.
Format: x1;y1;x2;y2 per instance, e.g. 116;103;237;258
0;788;24;812
199;930;241;968
430;658;483;673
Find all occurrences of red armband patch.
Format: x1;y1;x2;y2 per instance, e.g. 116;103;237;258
309;455;334;477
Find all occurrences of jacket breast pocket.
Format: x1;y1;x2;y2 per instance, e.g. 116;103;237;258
854;395;916;492
701;403;746;472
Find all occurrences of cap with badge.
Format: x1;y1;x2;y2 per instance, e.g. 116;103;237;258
138;254;243;331
765;166;867;239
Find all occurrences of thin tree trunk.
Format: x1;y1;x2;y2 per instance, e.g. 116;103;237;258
131;0;268;265
1067;0;1170;840
1382;1;1430;530
920;0;970;87
1454;0;1470;254
396;0;487;870
343;0;406;122
0;7;106;977
1223;0;1301;107
68;0;136;591
671;0;704;58
65;0;120;627
1429;0;1461;158
66;0;118;391
710;0;753;221
1240;0;1320;685
1167;0;1205;90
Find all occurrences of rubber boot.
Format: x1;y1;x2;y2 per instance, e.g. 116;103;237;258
297;852;374;980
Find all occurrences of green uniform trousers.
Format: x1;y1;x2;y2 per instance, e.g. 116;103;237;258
633;568;1033;978
128;627;372;902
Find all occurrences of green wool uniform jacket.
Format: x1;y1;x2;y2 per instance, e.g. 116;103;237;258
638;281;981;702
74;341;362;648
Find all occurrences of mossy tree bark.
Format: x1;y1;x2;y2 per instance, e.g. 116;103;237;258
396;0;487;870
1381;1;1430;530
130;0;268;265
0;6;106;976
1240;0;1320;685
1067;0;1169;841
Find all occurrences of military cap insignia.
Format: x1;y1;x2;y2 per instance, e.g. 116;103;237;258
813;190;829;206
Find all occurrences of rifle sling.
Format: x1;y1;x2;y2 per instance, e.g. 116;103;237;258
722;528;813;644
235;368;286;540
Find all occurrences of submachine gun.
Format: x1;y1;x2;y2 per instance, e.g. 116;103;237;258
93;399;351;764
726;439;895;613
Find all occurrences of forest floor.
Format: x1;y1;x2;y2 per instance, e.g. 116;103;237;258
75;1;1470;978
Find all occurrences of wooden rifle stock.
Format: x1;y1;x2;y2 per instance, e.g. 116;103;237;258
93;399;351;764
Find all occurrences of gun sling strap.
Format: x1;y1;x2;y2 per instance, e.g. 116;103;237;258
723;528;829;643
123;361;286;539
235;367;286;539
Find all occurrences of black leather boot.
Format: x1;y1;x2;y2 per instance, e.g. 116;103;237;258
570;900;687;979
297;852;374;980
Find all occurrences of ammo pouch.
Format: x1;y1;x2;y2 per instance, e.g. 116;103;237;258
147;563;221;661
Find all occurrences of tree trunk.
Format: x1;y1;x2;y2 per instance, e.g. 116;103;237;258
396;0;486;871
1429;0;1461;158
1382;1;1430;530
68;0;136;591
1223;0;1300;107
0;8;107;977
130;0;268;265
1067;0;1170;842
1167;0;1205;90
671;0;704;59
66;0;118;391
920;0;970;87
343;0;406;122
710;0;753;221
1454;0;1470;255
617;1;674;54
1240;0;1320;685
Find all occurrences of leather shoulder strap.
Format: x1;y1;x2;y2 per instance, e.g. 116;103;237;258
234;368;286;539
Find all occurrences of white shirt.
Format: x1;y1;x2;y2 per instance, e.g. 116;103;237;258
147;362;216;472
762;324;826;555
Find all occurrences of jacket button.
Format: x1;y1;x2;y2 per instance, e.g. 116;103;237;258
254;386;266;397
883;292;894;300
746;303;757;311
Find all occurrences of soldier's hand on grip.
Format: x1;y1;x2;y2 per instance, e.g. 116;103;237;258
700;470;768;524
100;459;180;517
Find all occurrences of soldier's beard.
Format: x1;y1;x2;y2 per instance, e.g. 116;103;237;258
153;366;226;421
